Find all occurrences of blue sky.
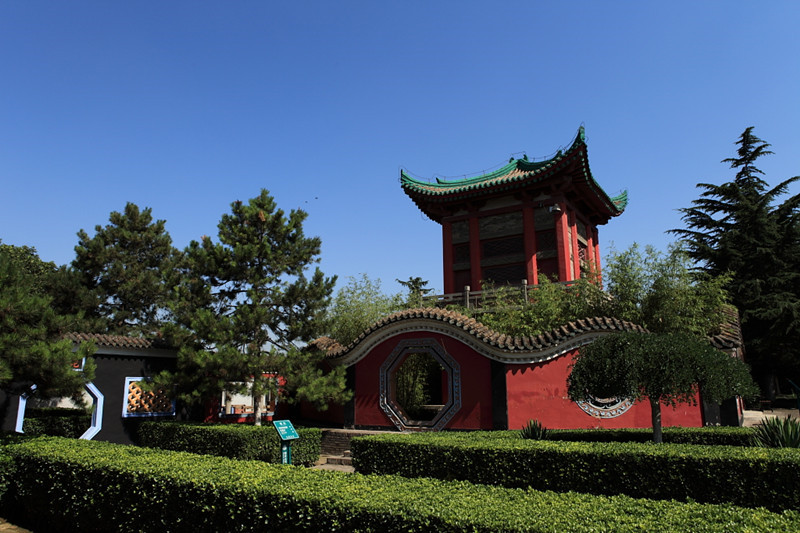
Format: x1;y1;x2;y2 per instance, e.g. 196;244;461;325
2;2;798;296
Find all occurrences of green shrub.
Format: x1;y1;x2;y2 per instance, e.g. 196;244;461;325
25;407;88;418
138;421;321;465
351;432;800;511
4;437;800;533
544;426;756;446
519;419;548;440
0;443;13;505
21;407;91;438
753;416;800;448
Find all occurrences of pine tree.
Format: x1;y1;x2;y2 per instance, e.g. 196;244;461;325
0;244;95;401
670;128;800;395
72;202;177;336
396;276;434;308
167;189;343;423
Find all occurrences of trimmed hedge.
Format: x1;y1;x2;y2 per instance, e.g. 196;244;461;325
21;407;91;438
544;426;756;446
468;426;755;446
138;421;321;465
4;437;800;532
351;432;800;511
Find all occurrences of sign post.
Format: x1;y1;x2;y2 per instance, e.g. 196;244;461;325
272;419;300;465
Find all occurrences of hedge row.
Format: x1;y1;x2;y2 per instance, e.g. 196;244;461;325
350;432;800;511
20;407;92;438
138;421;321;465
25;407;88;418
476;426;755;446
544;426;756;446
3;437;799;532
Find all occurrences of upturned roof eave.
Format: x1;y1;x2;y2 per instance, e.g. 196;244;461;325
400;127;625;223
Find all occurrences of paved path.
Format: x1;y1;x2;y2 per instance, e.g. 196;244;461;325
742;408;798;427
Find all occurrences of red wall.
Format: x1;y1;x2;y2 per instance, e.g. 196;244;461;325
505;349;704;430
353;332;494;430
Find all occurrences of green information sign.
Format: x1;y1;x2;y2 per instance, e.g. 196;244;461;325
273;419;299;441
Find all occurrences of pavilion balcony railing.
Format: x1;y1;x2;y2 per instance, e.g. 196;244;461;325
427;279;577;311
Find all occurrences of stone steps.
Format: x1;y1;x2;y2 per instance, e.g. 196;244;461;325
318;428;386;456
313;428;391;472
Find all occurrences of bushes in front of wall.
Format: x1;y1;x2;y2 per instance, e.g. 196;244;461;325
544;426;756;446
4;437;800;533
138;421;321;465
21;407;91;438
350;432;800;512
466;426;754;446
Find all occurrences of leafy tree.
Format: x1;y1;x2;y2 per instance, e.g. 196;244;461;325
165;189;343;423
0;241;56;288
463;274;608;338
396;276;434;308
72;202;177;336
449;243;728;344
0;245;95;402
670;127;800;395
326;274;402;345
603;244;730;337
568;332;757;443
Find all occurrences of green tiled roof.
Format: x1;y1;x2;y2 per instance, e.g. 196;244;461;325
401;127;626;222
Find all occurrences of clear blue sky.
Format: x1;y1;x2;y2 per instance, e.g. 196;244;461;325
2;2;798;296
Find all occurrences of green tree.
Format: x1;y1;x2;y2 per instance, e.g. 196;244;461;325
568;332;757;443
43;265;107;333
166;190;344;423
603;244;730;337
326;274;402;345
0;241;56;288
396;276;434;308
72;202;177;336
0;245;95;401
670;127;800;395
465;274;608;338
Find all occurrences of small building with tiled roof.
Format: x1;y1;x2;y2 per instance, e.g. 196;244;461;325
303;308;721;431
5;332;177;445
401;127;626;293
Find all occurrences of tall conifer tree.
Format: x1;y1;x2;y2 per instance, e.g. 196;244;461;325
0;243;95;400
72;203;177;336
670;128;800;395
168;190;342;423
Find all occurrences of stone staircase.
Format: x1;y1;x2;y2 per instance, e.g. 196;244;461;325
313;428;388;472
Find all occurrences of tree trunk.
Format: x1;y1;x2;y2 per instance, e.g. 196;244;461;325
760;371;777;402
253;393;263;426
224;393;232;416
649;398;663;444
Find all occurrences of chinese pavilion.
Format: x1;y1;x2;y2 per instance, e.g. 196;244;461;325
400;126;627;292
302;128;741;431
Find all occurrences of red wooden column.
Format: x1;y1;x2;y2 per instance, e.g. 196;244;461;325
442;221;455;294
522;205;538;285
585;223;596;279
469;215;482;290
570;211;581;280
553;203;570;282
592;227;602;283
